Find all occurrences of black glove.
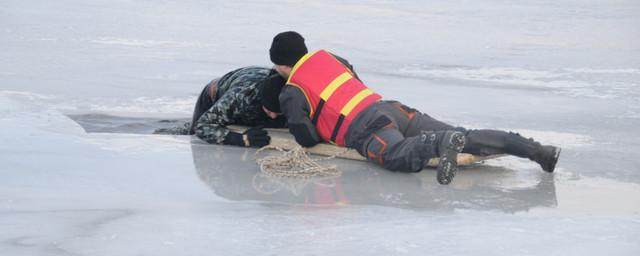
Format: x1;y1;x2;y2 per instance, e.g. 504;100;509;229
222;131;244;146
222;128;270;148
244;127;271;147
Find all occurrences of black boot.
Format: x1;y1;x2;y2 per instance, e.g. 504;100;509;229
532;145;561;172
420;130;466;185
503;132;561;172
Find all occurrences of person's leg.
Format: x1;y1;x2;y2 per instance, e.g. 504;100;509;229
361;126;423;172
461;129;561;172
381;102;456;137
362;102;463;184
189;79;218;134
407;110;560;171
404;111;526;156
361;124;465;184
392;101;561;172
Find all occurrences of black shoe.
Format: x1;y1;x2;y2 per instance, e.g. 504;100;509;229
535;146;561;172
436;131;466;185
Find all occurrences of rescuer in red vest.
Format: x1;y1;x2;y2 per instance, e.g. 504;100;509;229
262;31;561;185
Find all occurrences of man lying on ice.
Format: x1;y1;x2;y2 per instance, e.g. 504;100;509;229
260;31;561;185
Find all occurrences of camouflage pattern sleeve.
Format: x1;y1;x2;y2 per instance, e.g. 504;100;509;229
193;86;242;144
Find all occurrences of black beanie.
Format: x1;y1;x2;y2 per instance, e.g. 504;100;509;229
270;31;308;67
260;75;286;113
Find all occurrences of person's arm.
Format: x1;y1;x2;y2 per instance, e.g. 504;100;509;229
194;87;269;147
279;86;322;147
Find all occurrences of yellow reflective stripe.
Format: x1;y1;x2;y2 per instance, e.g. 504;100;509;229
286;50;319;85
319;72;352;101
340;89;373;116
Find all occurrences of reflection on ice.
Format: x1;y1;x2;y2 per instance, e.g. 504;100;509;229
191;142;557;213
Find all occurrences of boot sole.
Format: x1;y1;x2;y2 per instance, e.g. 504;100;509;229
544;147;561;172
437;132;465;185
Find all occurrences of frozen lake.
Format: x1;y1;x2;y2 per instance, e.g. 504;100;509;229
1;0;639;255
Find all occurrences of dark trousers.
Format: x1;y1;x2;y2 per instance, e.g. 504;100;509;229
348;101;539;172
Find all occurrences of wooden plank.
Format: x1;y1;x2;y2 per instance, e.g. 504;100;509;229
230;125;503;167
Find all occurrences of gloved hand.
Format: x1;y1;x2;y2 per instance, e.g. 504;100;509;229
222;127;270;148
243;127;271;147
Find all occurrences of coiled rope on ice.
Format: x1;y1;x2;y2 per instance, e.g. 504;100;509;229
255;146;344;178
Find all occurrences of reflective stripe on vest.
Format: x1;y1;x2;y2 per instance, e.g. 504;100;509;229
287;49;381;146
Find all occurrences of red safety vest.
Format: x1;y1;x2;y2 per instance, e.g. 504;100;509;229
287;50;382;146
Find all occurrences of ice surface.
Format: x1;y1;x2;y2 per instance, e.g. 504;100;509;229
1;0;640;255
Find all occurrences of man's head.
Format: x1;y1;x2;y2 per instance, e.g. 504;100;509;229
260;75;286;119
270;31;308;78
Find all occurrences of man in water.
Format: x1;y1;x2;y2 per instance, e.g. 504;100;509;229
156;66;286;147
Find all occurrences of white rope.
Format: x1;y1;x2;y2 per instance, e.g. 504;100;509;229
255;146;343;178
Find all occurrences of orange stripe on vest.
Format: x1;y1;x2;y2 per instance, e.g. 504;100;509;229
287;50;381;146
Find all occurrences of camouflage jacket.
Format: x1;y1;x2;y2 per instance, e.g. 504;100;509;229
194;66;285;144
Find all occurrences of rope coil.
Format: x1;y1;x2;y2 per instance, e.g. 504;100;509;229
255;145;344;178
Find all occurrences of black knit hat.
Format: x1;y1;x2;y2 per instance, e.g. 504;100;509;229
260;75;286;113
270;31;308;66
